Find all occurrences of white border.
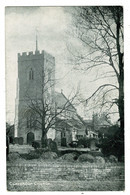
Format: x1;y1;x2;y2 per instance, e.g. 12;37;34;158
0;0;130;194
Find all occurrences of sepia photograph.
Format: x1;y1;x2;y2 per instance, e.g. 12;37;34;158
5;5;125;191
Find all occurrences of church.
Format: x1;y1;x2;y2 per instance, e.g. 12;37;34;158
14;40;88;146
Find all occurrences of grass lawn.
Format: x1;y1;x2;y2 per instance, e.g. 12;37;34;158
7;145;124;191
7;180;124;191
7;160;124;191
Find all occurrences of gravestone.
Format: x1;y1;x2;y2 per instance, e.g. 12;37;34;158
18;137;23;145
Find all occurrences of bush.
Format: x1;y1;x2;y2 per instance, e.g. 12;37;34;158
27;150;41;159
78;144;84;148
8;152;21;161
108;155;118;163
120;156;124;162
88;151;103;157
59;153;78;161
94;156;105;165
98;127;124;160
77;138;89;148
77;154;95;163
69;141;78;148
104;157;109;163
77;137;98;149
40;152;58;160
32;141;40;149
35;148;48;154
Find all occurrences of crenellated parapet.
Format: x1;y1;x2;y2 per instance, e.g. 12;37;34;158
18;50;55;63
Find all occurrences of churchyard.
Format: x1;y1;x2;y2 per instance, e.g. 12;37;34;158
7;144;124;191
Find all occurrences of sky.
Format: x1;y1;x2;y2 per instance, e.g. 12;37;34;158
1;1;130;193
5;7;71;123
5;6;119;124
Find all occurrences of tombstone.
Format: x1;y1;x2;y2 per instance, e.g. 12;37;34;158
14;137;19;144
90;139;96;151
50;140;58;152
18;137;23;145
27;132;34;145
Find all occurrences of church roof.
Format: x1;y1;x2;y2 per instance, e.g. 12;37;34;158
56;117;85;130
55;91;76;111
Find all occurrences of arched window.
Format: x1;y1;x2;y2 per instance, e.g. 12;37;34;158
26;112;36;128
29;68;34;80
27;115;36;128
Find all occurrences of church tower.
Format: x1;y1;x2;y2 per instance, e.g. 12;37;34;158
14;49;55;144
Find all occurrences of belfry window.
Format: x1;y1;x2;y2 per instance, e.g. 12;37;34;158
29;68;34;80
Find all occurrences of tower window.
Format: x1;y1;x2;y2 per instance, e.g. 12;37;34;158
27;115;36;128
29;68;34;80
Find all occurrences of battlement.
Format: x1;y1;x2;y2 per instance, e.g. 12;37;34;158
18;50;43;57
18;50;55;62
18;50;54;58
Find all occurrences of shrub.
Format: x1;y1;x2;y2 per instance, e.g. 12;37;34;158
78;154;95;163
8;152;21;162
59;153;77;161
98;125;120;138
120;156;124;162
104;157;109;163
98;127;124;160
108;155;118;163
77;138;89;148
78;144;84;148
40;152;58;160
35;148;48;155
94;156;105;164
32;141;40;149
69;141;78;148
88;151;103;157
27;150;41;159
77;137;98;149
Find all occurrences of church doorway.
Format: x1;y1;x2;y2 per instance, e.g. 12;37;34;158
27;132;34;145
61;130;67;146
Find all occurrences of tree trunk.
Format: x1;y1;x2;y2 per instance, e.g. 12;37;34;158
41;133;48;148
41;117;48;148
116;7;124;136
118;65;124;135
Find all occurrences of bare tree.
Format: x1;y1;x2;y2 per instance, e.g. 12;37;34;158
22;67;78;147
67;6;124;134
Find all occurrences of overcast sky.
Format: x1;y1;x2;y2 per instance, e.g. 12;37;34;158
5;6;118;124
